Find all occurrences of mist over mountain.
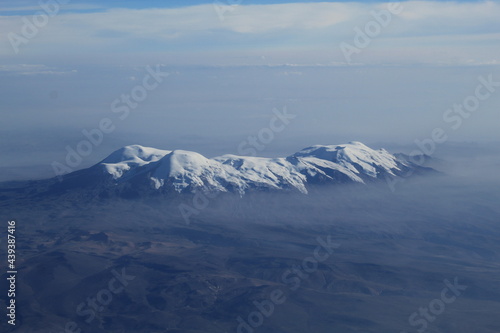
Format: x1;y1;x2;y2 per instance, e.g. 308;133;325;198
1;142;437;205
1;151;500;332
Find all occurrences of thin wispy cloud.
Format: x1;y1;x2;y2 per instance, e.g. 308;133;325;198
0;64;77;75
0;1;499;66
0;4;104;13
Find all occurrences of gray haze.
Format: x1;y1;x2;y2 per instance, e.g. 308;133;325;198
1;65;500;181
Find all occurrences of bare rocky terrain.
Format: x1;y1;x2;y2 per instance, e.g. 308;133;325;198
1;175;500;333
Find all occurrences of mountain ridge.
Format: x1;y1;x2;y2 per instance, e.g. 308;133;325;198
0;141;438;200
80;141;434;195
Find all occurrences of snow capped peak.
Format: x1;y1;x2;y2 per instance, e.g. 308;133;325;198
294;141;371;159
293;145;342;160
150;150;242;192
86;141;429;194
100;145;171;179
154;150;214;177
101;145;171;164
347;141;367;146
292;142;400;177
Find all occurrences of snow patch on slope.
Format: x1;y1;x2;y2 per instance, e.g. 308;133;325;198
151;150;244;193
94;141;416;194
294;141;401;177
215;155;308;193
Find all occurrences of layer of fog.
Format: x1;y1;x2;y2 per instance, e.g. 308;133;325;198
2;65;500;182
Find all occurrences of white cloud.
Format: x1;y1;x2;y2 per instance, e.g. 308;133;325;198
0;1;499;66
399;0;499;21
44;3;355;39
220;3;357;33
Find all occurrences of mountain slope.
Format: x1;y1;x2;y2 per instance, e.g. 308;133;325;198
49;141;434;196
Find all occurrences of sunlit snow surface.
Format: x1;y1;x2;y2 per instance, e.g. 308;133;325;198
98;142;406;194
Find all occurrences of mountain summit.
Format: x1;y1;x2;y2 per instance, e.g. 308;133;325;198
49;141;433;196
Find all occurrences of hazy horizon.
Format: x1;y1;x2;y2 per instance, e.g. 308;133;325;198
2;0;500;181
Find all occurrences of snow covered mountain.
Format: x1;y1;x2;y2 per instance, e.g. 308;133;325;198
52;141;434;196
